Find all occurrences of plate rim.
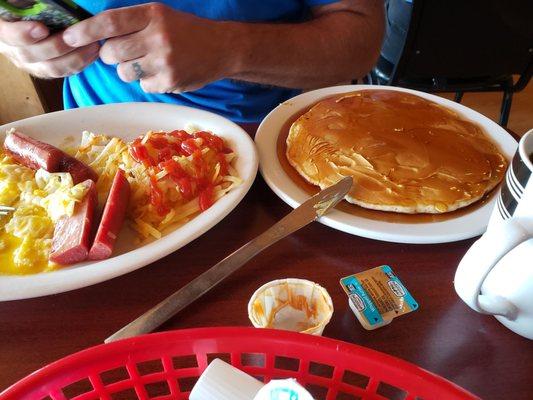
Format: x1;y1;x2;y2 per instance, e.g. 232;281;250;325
255;84;518;244
0;102;258;301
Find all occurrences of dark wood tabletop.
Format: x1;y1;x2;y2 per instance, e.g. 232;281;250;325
0;124;531;400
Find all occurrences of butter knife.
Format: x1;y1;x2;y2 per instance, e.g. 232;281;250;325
105;176;353;343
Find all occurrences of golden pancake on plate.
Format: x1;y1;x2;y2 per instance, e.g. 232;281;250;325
286;90;508;214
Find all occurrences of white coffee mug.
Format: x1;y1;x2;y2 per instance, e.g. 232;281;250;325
455;129;533;339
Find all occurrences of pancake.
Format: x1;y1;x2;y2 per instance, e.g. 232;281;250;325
286;90;508;214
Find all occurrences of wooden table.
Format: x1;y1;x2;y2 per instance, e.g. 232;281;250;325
0;124;531;399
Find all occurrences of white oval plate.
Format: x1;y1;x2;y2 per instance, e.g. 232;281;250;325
0;103;258;301
256;85;517;244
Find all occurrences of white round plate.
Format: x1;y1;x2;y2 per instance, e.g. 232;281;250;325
255;85;517;244
0;103;258;301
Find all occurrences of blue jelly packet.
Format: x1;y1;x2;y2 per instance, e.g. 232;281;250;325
340;265;418;330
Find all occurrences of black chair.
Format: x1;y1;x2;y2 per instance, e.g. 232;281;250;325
371;0;533;127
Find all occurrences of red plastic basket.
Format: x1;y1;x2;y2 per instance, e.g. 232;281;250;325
1;327;478;400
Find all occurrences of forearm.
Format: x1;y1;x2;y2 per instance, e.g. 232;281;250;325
225;8;384;89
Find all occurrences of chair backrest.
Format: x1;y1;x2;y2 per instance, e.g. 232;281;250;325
390;0;533;87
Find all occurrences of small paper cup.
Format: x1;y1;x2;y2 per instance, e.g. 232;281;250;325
247;278;334;336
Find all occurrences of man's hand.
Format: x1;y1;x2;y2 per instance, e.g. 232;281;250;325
0;20;100;79
62;0;383;92
63;3;237;93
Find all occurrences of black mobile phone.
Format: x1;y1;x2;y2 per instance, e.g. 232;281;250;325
0;0;92;31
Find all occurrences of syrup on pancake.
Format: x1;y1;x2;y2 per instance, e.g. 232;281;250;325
286;90;507;214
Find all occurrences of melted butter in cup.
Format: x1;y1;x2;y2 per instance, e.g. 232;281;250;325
248;278;333;336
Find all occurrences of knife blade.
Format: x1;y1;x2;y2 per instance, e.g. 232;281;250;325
105;176;353;343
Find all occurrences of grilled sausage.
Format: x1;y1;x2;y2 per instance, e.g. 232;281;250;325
3;130;98;184
59;154;98;184
3;131;63;171
88;169;130;260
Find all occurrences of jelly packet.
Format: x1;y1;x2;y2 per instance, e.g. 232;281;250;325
340;265;418;330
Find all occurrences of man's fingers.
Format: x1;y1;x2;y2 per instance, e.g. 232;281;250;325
32;43;100;78
139;76;163;93
140;75;200;94
0;20;49;46
118;55;200;93
139;72;197;94
15;33;77;63
99;33;147;64
116;57;154;82
63;4;153;47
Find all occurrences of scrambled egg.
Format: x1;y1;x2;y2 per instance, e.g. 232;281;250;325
0;154;88;275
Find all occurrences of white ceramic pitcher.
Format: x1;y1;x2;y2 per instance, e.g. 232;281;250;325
455;129;533;339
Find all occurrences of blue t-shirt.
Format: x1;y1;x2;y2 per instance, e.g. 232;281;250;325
65;0;338;122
